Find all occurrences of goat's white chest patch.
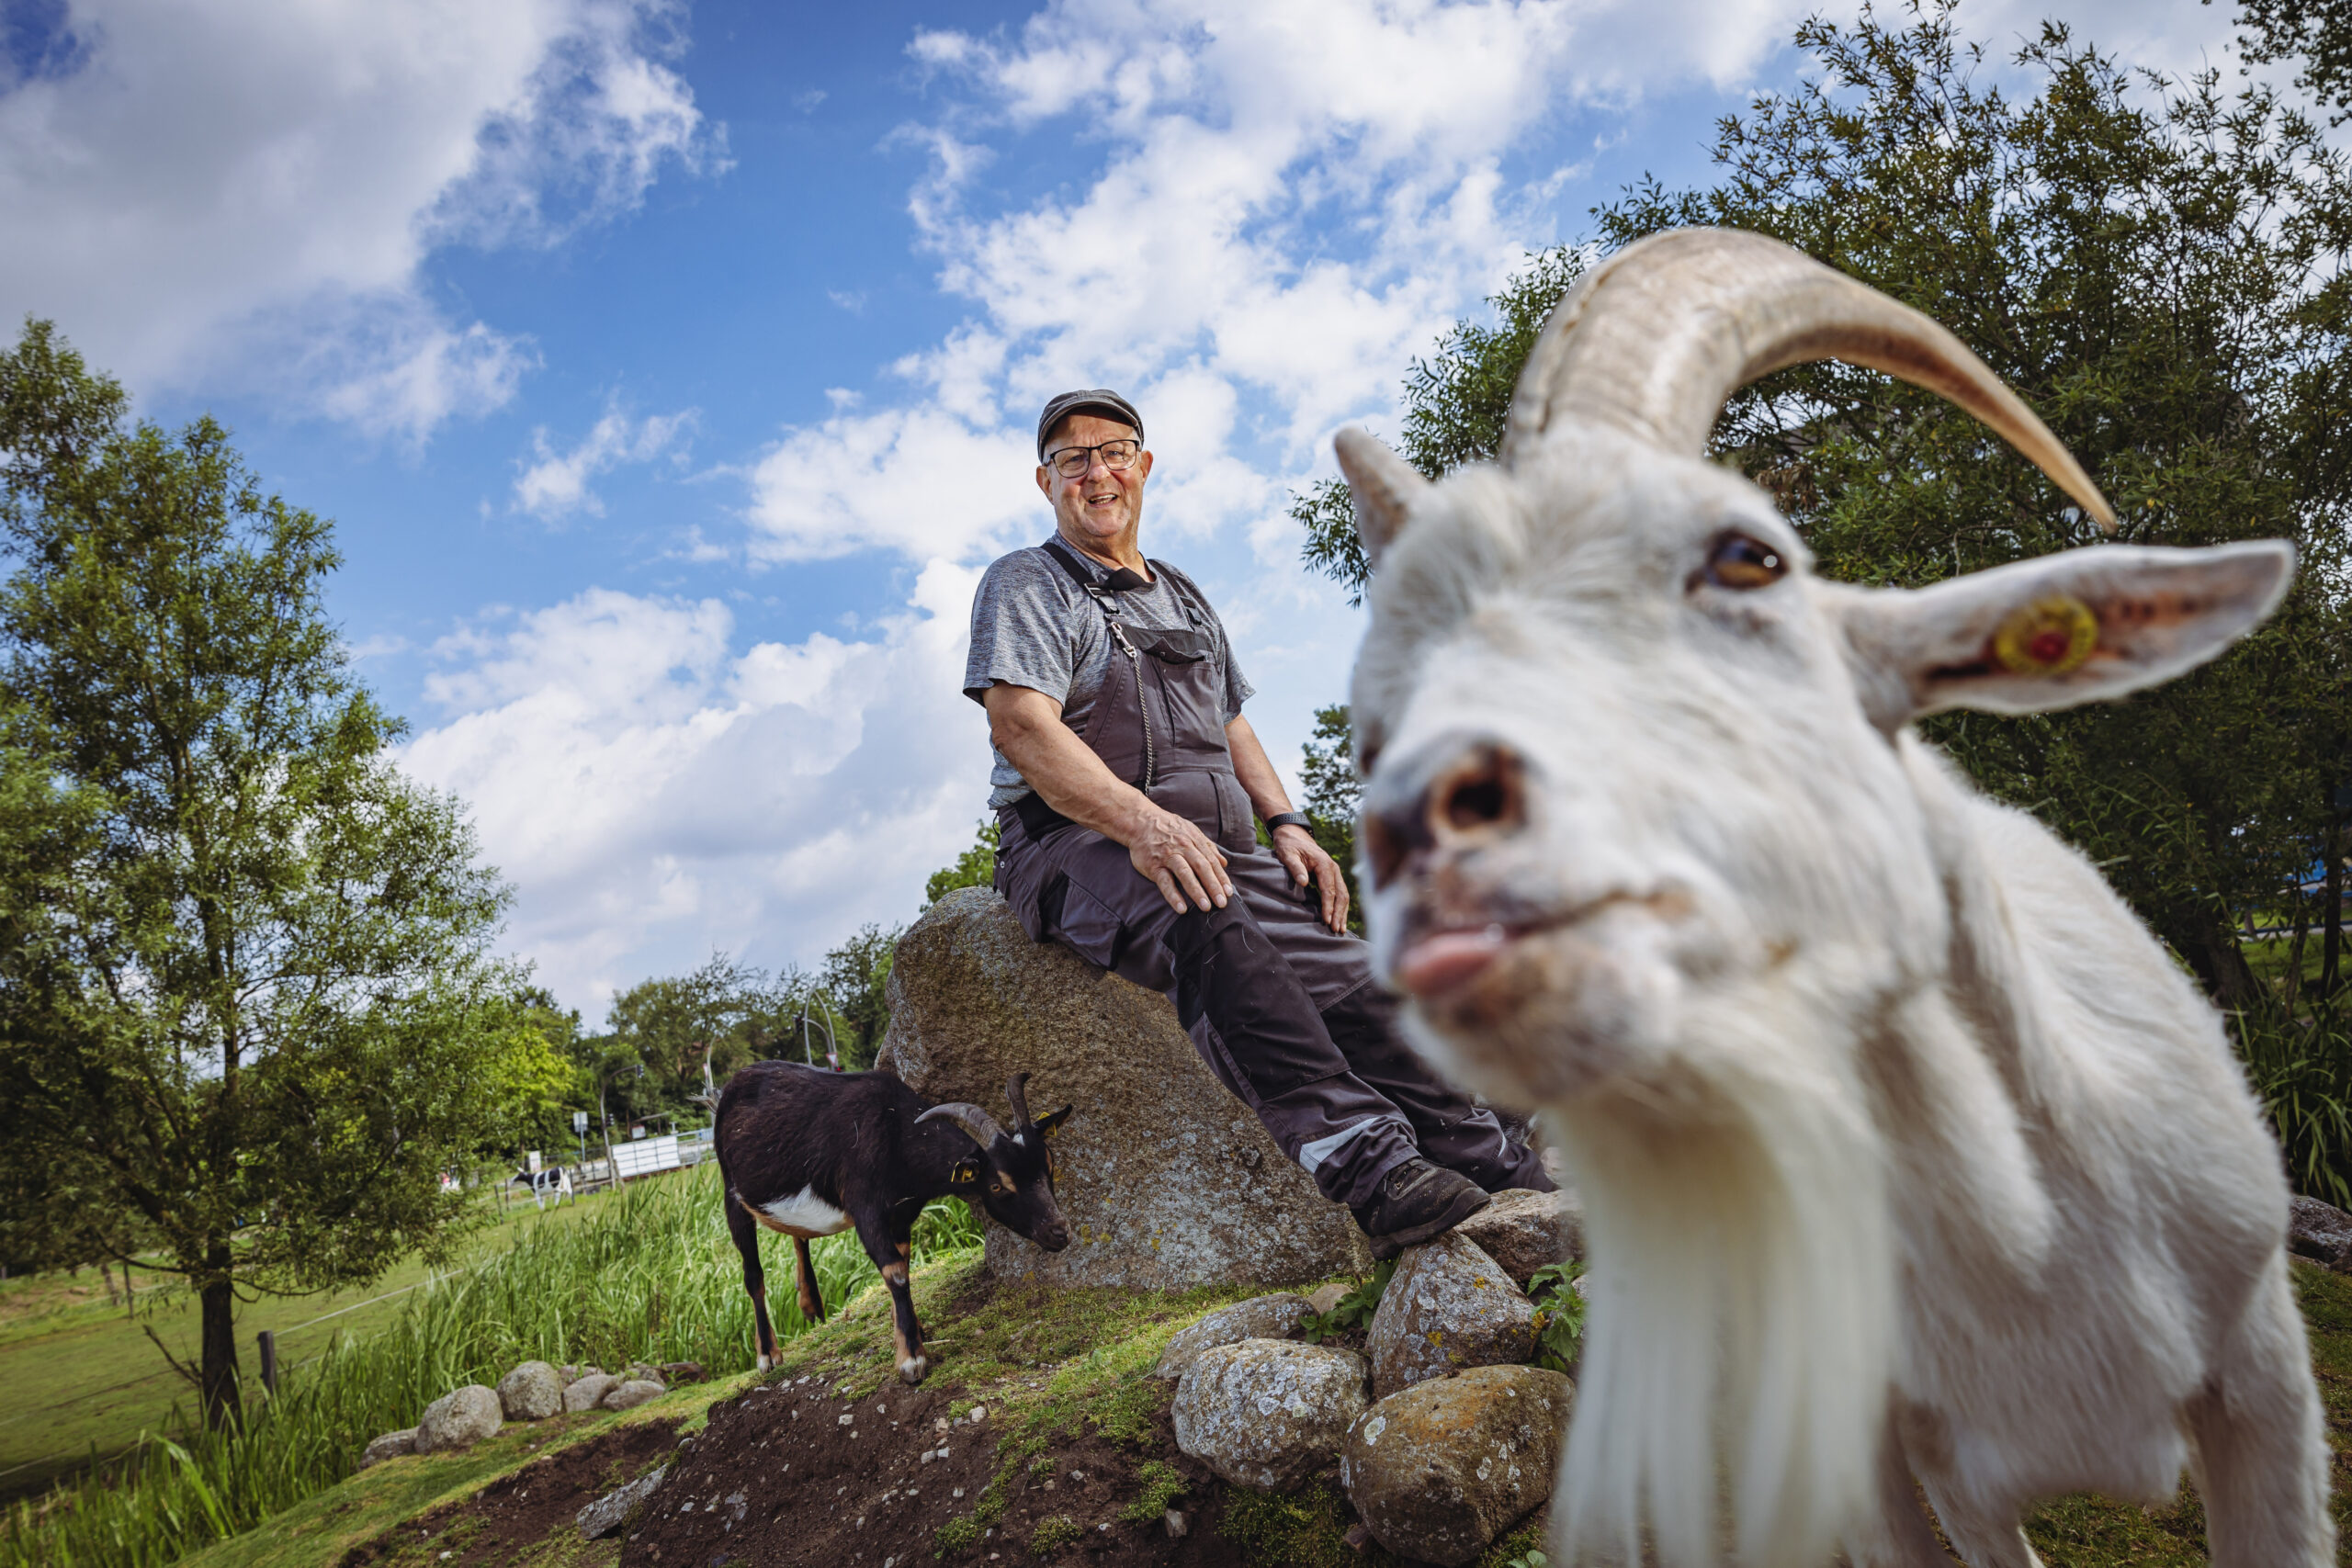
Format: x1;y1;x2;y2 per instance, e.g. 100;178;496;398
757;1186;851;1237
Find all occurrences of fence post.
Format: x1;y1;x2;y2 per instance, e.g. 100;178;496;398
257;1329;277;1395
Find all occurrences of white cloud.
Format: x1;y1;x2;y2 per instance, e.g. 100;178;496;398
399;569;993;1010
513;402;697;520
0;0;715;437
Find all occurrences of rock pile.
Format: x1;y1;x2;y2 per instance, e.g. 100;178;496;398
359;1360;674;1467
1171;1225;1581;1565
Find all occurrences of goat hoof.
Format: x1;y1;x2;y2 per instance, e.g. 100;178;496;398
898;1357;929;1386
756;1353;773;1372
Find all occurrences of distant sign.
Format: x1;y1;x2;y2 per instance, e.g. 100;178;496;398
526;1150;542;1173
611;1134;684;1180
572;1111;589;1134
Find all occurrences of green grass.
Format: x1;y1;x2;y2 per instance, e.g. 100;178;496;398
0;1163;979;1568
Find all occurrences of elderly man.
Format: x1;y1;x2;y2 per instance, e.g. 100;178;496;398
966;389;1550;1256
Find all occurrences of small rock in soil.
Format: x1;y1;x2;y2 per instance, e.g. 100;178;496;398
1367;1232;1538;1398
1452;1188;1583;1285
575;1462;669;1540
1153;1293;1312;1380
1341;1363;1572;1567
1172;1337;1369;1491
1305;1281;1351;1315
414;1385;502;1453
497;1360;563;1421
562;1372;619;1413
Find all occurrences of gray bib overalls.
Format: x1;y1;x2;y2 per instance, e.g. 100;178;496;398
991;540;1544;1209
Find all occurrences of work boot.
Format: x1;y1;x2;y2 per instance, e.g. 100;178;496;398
1351;1158;1491;1260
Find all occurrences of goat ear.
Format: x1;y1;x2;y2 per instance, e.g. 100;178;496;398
1830;540;2293;730
1333;428;1431;570
949;1158;979;1188
1034;1104;1074;1139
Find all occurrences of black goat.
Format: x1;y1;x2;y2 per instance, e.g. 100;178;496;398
714;1063;1072;1385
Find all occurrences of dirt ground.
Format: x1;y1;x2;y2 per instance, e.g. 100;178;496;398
618;1374;1242;1568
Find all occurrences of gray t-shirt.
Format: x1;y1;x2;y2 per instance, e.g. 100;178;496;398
965;539;1253;808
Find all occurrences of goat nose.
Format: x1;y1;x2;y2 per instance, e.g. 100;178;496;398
1364;742;1528;890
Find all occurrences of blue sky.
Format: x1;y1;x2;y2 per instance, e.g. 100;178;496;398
0;0;2249;1017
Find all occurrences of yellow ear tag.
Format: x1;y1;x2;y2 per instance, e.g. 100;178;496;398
1992;595;2098;676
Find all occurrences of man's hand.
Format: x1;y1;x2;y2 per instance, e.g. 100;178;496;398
1128;804;1234;915
1272;823;1350;933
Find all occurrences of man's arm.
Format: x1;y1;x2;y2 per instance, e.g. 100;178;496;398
984;682;1235;916
1226;714;1351;934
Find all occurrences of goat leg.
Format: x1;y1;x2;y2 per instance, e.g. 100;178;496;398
724;1193;780;1371
860;1221;928;1386
791;1235;826;1326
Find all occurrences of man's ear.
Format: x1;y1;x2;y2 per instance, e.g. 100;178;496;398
949;1158;979;1188
1035;1105;1074;1140
1333;428;1433;570
1829;540;2293;730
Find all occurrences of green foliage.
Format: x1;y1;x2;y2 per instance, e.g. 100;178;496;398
1300;1258;1393;1342
1118;1459;1187;1524
1296;705;1365;935
1525;1261;1587;1374
0;1165;980;1567
604;952;769;1109
0;320;533;1425
926;818;1000;907
1028;1513;1081;1554
821;922;901;1070
1220;1478;1404;1567
2234;994;2352;1207
2233;0;2352;122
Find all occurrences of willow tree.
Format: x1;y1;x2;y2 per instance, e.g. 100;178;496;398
0;321;558;1427
1298;2;2352;1008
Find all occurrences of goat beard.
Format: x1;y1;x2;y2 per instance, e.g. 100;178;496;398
1547;993;1894;1568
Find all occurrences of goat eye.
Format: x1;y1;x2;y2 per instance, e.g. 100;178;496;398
1702;533;1787;590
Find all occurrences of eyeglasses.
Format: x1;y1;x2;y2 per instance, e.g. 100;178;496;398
1045;438;1142;479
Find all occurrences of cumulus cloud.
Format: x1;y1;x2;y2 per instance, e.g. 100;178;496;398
513;402;697;520
0;0;716;437
400;569;992;1009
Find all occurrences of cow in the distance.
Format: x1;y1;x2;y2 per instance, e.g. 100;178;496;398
715;1063;1072;1385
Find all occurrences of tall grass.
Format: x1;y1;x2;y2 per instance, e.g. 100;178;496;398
0;1165;980;1567
2233;993;2352;1209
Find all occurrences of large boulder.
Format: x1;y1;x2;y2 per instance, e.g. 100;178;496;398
1340;1365;1573;1566
1453;1188;1582;1286
1153;1293;1312;1380
1367;1233;1539;1399
497;1360;562;1421
1172;1338;1370;1491
877;887;1371;1289
414;1385;503;1453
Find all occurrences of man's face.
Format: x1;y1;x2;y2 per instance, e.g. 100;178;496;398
1035;412;1153;549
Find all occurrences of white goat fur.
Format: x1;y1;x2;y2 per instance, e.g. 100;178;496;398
1338;231;2332;1567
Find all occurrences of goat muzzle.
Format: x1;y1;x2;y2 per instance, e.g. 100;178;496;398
1365;741;1529;890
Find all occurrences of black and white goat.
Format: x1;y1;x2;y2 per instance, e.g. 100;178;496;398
714;1063;1072;1385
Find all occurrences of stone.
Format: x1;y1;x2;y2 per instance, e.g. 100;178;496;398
1306;1282;1351;1316
577;1463;670;1540
1366;1233;1539;1399
357;1428;416;1469
1153;1294;1312;1380
496;1360;563;1421
876;888;1371;1289
603;1378;665;1411
1171;1337;1370;1491
414;1385;503;1453
658;1359;706;1384
1452;1188;1583;1286
563;1372;620;1413
2290;1196;2352;1270
1340;1365;1573;1567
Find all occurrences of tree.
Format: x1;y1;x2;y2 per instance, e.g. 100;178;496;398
821;923;900;1070
0;321;542;1427
1295;705;1366;934
1296;3;2352;1008
2231;0;2352;120
605;953;766;1108
924;819;999;907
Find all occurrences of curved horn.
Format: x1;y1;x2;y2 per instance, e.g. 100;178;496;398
915;1102;1005;1148
1004;1072;1034;1133
1501;228;2114;531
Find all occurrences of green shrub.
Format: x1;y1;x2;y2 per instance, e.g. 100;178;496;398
2234;995;2352;1207
1524;1261;1586;1374
1029;1513;1082;1554
1119;1459;1186;1523
1300;1259;1393;1342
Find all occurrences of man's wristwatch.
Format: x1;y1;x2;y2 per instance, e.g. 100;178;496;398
1263;812;1313;833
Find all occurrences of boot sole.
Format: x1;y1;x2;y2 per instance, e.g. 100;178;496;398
1363;1183;1493;1260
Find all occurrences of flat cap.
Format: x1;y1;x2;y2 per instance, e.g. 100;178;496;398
1036;389;1144;459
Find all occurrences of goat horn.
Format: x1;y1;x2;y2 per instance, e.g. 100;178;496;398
1501;228;2115;531
1004;1072;1034;1132
915;1102;1005;1148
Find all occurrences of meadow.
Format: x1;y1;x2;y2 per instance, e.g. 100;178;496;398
0;1165;979;1568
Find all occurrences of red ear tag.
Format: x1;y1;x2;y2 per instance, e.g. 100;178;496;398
1992;595;2098;676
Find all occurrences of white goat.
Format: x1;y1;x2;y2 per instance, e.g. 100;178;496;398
1334;228;2330;1568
